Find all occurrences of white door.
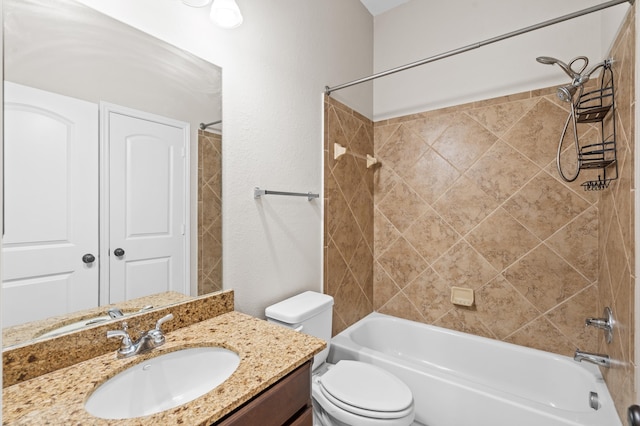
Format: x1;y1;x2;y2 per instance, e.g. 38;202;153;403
103;104;189;303
2;82;99;327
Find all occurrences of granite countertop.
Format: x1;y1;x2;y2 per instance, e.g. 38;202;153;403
2;311;326;425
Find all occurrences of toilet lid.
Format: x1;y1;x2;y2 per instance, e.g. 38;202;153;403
318;361;413;415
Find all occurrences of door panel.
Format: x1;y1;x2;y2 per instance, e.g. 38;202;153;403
124;257;170;300
2;82;99;327
106;109;187;303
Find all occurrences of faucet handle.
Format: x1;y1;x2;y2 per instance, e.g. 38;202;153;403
585;307;614;344
146;314;174;345
154;313;174;332
107;323;135;356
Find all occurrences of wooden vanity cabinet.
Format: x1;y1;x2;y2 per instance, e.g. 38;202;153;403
215;360;313;426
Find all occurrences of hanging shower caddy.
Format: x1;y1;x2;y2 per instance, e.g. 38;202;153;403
574;60;618;191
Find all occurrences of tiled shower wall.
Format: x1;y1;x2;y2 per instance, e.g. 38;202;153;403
598;7;636;419
324;6;635;421
372;86;602;356
198;130;223;295
324;97;375;335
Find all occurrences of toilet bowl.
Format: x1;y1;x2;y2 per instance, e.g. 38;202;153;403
312;360;414;426
265;291;415;426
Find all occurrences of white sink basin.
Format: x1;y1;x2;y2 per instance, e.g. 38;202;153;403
85;347;240;419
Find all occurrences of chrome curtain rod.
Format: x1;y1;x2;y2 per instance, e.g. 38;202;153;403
325;0;634;95
199;120;222;130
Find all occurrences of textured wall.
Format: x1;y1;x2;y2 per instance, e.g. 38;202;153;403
372;87;603;356
324;97;375;335
198;130;223;295
598;6;636;421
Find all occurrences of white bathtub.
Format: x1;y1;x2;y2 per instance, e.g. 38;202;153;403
328;312;621;426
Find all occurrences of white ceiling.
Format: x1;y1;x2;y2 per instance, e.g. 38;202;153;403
359;0;410;16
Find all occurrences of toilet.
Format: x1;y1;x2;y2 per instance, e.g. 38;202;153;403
265;291;415;426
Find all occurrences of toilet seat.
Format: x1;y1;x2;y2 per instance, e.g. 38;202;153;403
317;360;413;419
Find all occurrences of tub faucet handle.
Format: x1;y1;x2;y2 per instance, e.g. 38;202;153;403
585;307;613;344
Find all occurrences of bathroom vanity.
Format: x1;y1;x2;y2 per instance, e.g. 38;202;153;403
2;303;324;425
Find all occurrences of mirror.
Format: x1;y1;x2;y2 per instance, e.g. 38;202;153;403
2;0;222;347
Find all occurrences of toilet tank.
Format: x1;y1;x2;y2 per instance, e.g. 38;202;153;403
265;291;334;369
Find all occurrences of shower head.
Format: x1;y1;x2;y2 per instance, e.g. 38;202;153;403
536;56;560;65
557;84;578;103
536;56;588;80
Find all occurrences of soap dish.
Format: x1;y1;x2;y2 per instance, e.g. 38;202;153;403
451;287;474;307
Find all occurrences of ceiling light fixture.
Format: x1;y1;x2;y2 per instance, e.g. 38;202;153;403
181;0;212;7
210;0;243;29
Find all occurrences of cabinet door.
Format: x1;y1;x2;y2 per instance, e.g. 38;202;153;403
216;361;312;426
2;82;99;327
104;104;189;303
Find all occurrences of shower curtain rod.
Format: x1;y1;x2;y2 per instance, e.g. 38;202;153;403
325;0;634;95
199;119;222;130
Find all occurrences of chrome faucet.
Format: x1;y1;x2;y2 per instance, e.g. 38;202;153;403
107;308;124;319
585;307;614;344
574;349;611;368
107;313;174;358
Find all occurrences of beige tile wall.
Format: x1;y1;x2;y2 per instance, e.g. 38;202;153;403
198;130;223;295
373;86;602;356
324;97;375;335
598;6;636;420
324;6;635;420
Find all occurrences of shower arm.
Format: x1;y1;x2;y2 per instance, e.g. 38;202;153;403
325;0;633;95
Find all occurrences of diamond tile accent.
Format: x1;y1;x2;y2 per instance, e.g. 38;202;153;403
546;207;598;282
503;171;591;240
403;148;460;205
504;317;575;355
404;206;460;265
432;113;497;172
474;276;540;339
466;208;539;271
403;268;452;322
433;176;500;235
545;285;598;352
377;123;429;174
503;244;590;312
377;181;428;233
466;141;539;203
502;98;570;168
401;115;455;146
377;237;428;288
466;98;538;136
431;240;498;289
378;291;424;323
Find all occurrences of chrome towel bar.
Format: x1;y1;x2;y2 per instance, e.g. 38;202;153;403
254;187;319;201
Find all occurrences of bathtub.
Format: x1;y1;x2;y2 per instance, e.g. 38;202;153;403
328;312;621;426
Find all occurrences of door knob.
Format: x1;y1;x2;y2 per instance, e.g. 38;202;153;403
114;248;125;257
82;253;96;264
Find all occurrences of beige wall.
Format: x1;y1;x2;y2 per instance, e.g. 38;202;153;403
198;130;223;296
324;97;375;335
372;88;599;356
598;6;636;421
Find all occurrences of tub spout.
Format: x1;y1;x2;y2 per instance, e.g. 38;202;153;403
574;349;610;368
